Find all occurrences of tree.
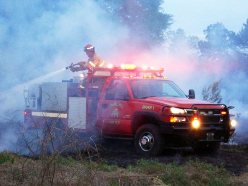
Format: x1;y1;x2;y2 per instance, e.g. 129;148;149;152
198;23;237;55
237;18;248;48
164;28;200;55
97;0;172;48
202;80;222;103
233;18;248;74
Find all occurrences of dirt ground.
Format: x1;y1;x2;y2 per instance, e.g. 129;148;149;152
99;140;248;176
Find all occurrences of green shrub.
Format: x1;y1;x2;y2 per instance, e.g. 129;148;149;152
96;161;119;172
0;153;14;164
128;159;235;186
160;162;189;186
56;155;76;166
128;159;166;174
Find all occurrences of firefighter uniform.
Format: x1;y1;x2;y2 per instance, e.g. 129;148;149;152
69;44;104;72
87;54;105;71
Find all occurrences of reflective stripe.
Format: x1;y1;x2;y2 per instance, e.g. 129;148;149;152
89;61;96;67
85;46;94;50
32;112;67;118
99;60;105;67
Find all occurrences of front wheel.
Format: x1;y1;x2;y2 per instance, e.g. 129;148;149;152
134;124;163;156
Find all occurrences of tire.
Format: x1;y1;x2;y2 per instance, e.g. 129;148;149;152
193;142;220;154
134;124;163;156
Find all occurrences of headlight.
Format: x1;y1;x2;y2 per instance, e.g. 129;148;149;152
170;107;186;114
230;119;237;128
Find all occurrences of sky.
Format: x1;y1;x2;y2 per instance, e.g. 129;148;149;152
163;0;248;38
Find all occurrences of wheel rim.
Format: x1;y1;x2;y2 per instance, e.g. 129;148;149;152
138;131;154;152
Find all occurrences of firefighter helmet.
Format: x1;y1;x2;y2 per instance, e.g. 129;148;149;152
84;44;95;52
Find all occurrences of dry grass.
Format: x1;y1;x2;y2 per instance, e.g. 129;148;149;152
0;120;247;185
1;153;247;186
234;172;248;185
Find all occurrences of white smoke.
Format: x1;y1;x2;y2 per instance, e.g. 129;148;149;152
0;0;129;152
0;1;247;152
0;0;129;112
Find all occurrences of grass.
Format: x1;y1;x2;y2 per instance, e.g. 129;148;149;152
83;160;119;172
180;160;233;186
128;159;237;186
56;155;77;166
127;159;166;174
0;152;14;164
0;152;246;186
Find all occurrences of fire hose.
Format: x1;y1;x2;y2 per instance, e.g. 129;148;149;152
65;62;89;72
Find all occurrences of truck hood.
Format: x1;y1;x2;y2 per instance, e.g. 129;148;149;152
141;97;215;108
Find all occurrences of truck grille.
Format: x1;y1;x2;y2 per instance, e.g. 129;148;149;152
201;115;221;123
186;108;226;125
199;109;222;124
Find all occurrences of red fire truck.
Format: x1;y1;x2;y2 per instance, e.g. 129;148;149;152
23;64;235;155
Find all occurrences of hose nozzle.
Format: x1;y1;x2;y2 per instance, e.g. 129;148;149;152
65;63;74;70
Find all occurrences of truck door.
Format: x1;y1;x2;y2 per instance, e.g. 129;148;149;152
99;79;133;136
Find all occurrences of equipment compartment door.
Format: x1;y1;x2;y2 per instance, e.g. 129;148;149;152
68;97;86;129
99;79;132;135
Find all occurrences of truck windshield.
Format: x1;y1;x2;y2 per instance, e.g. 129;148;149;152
130;80;187;99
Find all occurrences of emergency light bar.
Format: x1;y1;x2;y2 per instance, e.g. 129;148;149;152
92;63;165;78
121;64;136;70
105;63;164;72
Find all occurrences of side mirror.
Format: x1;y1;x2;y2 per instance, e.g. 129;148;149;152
228;106;235;110
188;89;195;99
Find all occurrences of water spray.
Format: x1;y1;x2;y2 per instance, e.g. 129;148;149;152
0;67;67;120
2;68;66;95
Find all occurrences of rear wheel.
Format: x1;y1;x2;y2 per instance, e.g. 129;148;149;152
134;124;163;156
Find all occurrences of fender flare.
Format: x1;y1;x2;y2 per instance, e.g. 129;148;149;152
131;111;161;134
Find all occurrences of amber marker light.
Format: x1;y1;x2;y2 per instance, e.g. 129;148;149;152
170;116;186;123
221;111;227;115
170;117;177;123
192;117;200;129
121;64;136;70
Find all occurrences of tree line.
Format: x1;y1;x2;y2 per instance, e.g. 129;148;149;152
97;0;248;103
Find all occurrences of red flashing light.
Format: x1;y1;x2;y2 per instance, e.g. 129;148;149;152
24;111;31;117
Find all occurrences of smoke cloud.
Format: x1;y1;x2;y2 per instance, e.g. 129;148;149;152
0;0;128;112
0;0;129;151
0;0;247;152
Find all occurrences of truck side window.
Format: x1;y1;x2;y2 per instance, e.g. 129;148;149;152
105;80;129;100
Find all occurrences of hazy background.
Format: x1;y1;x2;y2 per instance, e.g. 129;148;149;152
0;0;247;151
164;0;248;38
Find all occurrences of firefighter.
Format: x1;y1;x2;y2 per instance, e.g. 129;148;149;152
68;44;104;72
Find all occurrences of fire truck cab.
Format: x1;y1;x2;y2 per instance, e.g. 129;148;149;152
24;64;235;155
